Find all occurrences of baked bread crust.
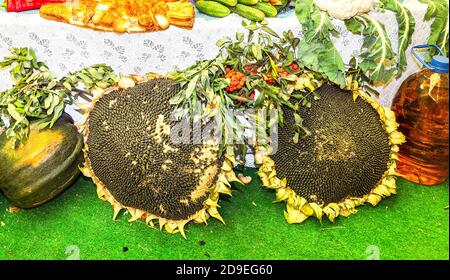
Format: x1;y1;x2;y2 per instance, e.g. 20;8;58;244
39;0;195;33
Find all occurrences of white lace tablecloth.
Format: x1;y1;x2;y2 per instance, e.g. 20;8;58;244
0;0;432;113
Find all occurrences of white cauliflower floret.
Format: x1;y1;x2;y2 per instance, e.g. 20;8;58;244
314;0;374;20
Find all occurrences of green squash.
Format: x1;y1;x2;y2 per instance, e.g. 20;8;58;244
0;114;83;208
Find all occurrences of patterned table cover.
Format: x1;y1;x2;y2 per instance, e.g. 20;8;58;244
0;1;433;108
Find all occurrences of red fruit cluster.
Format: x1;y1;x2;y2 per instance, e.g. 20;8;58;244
246;65;258;75
265;77;275;85
289;63;300;72
277;67;289;77
225;68;246;93
265;67;288;85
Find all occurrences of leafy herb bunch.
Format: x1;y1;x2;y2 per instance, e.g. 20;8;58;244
0;47;118;147
170;21;325;156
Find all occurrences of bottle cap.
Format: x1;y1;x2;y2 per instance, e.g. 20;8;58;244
431;55;449;74
412;44;449;74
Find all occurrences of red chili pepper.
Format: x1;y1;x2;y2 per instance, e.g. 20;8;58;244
289;63;300;72
7;0;42;12
6;0;66;13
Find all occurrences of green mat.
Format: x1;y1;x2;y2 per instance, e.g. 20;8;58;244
0;168;448;260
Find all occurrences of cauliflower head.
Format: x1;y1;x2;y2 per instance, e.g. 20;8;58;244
314;0;374;20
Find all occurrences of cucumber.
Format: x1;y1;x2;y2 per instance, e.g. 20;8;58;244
205;0;237;7
254;2;277;17
233;4;265;22
196;1;231;17
237;0;259;5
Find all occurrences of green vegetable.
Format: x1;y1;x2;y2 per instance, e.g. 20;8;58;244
381;0;415;78
196;1;231;17
0;115;83;208
295;0;346;88
233;4;266;22
418;0;449;56
205;0;237;7
345;15;396;85
0;47;118;147
254;2;278;17
237;0;259;5
170;21;324;156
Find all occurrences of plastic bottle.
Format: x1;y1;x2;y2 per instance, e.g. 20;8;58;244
391;44;449;186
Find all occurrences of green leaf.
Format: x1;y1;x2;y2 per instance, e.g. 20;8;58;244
169;92;186;105
6;127;16;139
50;103;64;127
419;0;437;21
252;44;263;61
7;104;22;121
261;26;279;38
77;73;93;84
381;0;416;78
37;121;51;130
47;95;60;115
345;15;396;85
44;94;53;109
295;0;346;88
216;38;231;47
87;67;103;80
428;0;449;56
236;32;244;42
47;79;57;90
243;21;258;31
63;81;72;91
185;74;200;99
417;0;448;57
23;61;31;69
296;0;313;23
254;91;265;107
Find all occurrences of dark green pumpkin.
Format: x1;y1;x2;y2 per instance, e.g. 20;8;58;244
0;115;83;208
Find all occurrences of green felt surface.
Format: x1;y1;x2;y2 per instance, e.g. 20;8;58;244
0;168;448;260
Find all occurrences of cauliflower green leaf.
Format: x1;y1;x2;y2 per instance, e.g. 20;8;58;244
295;0;346;88
418;0;449;56
381;0;416;78
345;14;396;85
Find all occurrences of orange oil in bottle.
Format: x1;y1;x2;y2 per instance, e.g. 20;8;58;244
391;69;449;185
